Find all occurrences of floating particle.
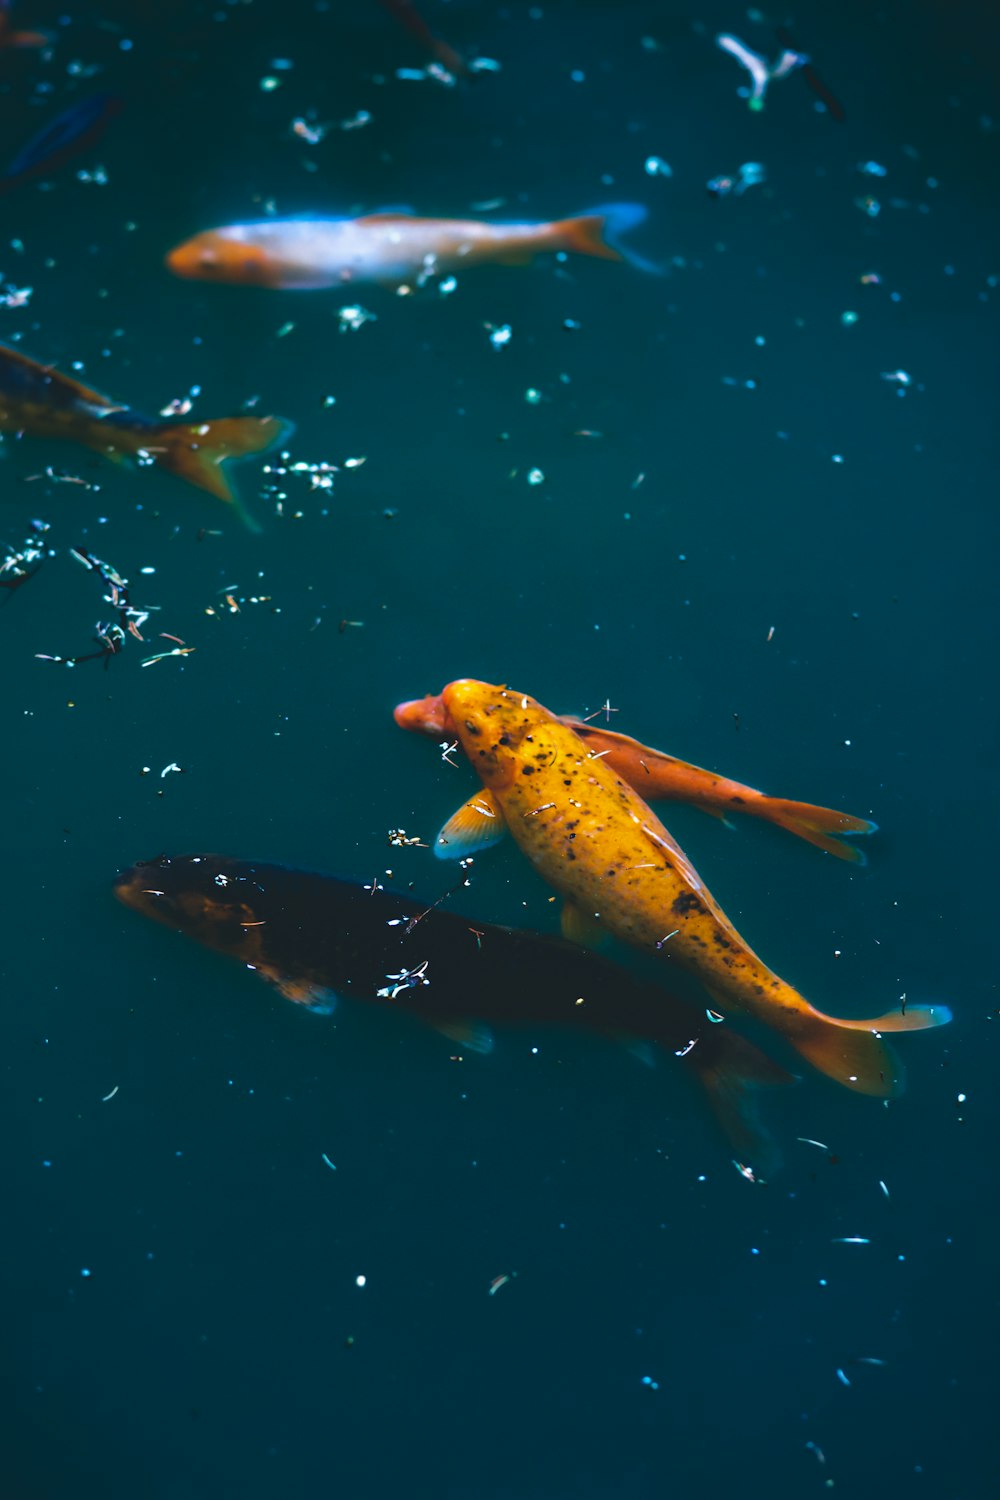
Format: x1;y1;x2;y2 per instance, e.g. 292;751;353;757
832;1236;870;1245
338;304;377;332
880;369;912;385
841;310;859;326
835;1368;851;1387
488;323;512;350
355;1274;366;1288
715;33;807;110
644;156;673;177
488;1274;511;1296
321;1153;337;1171
527;468;545;485
438;276;457;295
857;160;888;177
707;161;766;198
524;388;543;405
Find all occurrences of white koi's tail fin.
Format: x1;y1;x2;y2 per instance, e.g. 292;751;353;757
781;1003;953;1097
683;1030;795;1180
557;203;662;273
144;415;293;529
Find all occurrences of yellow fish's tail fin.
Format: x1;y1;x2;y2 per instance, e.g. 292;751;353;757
783;1002;952;1097
685;1031;796;1179
145;415;293;529
756;796;878;863
556;203;661;272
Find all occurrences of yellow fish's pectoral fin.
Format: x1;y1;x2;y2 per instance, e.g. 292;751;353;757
435;790;507;859
428;1018;494;1054
560;900;608;951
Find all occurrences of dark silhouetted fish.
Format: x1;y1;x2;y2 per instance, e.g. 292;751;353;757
114;854;796;1172
0;94;122;191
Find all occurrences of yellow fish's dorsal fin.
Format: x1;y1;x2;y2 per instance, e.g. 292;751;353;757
435;790;507;859
560;900;608;951
428;1018;495;1055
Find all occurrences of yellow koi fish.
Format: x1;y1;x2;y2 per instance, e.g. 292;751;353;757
395;679;951;1096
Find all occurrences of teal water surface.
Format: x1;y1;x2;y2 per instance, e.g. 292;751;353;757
2;3;996;1497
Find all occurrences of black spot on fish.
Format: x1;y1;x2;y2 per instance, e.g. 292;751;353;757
671;892;703;916
464;721;481;736
521;766;535;776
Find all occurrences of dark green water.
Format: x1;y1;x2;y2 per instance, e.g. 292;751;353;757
2;2;996;1496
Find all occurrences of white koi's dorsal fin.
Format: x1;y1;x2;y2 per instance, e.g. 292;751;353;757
355;209;416;223
429;1018;494;1055
435;790;507;859
561;900;608;951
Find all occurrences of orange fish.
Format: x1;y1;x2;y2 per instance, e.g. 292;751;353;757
165;204;654;290
396;696;878;863
394;680;951;1096
0;344;291;528
0;3;48;49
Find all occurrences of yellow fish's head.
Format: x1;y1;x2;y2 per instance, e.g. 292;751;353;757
441;679;551;789
165;230;279;287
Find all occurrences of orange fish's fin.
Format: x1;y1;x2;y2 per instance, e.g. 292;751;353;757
684;1032;795;1179
435;790;507;859
560;900;608;951
429;1018;494;1055
752;798;878;864
716;989;952;1098
141;415;293;528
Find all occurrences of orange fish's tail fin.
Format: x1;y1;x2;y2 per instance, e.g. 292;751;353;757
556;203;661;273
756;797;878;863
145;415;293;529
684;1031;796;1179
780;1002;952;1097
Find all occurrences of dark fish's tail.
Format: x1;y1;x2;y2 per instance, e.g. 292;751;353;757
682;1030;796;1179
756;795;878;863
784;1003;952;1098
145;415;293;529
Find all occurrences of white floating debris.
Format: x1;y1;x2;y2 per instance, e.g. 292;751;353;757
338;304;377;333
355;1274;366;1287
527;468;545;486
321;1153;337;1171
160;762;183;779
715;33;807;111
488;323;512;351
644;156;673;178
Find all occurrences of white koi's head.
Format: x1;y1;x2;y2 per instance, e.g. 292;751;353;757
165;229;281;287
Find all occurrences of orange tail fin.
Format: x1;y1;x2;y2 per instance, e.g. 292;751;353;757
784;1003;952;1097
555;203;659;271
759;797;878;864
145;415;293;529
